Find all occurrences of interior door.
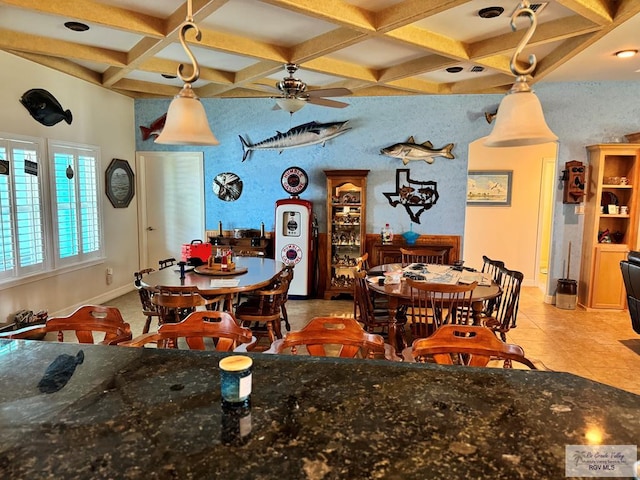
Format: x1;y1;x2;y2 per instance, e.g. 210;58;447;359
135;151;205;269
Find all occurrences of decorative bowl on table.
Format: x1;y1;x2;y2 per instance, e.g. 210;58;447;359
402;230;419;246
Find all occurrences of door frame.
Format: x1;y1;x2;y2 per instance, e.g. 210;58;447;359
135;151;204;270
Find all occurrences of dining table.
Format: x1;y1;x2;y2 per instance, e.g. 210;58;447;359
367;263;501;354
1;339;638;479
141;256;284;308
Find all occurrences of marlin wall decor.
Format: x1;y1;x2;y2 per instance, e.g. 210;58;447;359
239;120;351;161
383;169;439;224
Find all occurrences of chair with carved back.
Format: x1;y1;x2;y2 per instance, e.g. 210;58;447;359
400;247;448;267
480;255;505;317
409;324;538;369
353;270;406;345
133;268;160;334
121;310;256;351
0;305;132;345
234;274;289;349
482;266;524;342
266;316;399;360
405;278;477;341
279;265;295;332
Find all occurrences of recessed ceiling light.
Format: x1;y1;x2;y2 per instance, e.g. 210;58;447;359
478;6;504;18
161;73;178;79
64;21;89;32
615;49;638;58
446;66;463;73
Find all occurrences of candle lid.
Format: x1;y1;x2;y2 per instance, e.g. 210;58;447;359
219;355;253;372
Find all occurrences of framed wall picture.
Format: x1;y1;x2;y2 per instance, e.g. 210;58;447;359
105;158;135;208
466;170;513;206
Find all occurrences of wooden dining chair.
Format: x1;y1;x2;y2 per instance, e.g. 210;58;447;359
266;316;399;360
400;247;448;267
482;266;524;342
133;268;160;334
234;276;289;348
152;286;222;324
480;255;505;316
353;270;402;339
409;324;538;369
405;278;477;340
121;310;256;351
0;305;132;345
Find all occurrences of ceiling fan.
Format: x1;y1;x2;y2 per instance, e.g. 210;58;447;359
261;63;352;114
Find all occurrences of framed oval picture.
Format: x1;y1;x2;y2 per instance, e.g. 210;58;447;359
105;158;135;208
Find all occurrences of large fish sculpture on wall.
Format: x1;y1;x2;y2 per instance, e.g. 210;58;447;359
20;88;73;126
239;120;351;161
380;137;454;164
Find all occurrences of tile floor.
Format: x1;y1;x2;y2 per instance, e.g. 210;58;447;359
108;286;640;396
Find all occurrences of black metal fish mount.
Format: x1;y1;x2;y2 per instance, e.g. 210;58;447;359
37;350;84;394
20;88;73;127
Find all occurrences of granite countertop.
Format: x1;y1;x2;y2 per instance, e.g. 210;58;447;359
0;339;638;479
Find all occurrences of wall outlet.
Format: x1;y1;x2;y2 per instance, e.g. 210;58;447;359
575;204;585;215
106;267;113;285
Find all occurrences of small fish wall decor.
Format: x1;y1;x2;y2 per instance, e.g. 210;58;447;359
239;120;351;161
380;137;454;165
20;88;73;126
139;113;167;140
383;169;439;224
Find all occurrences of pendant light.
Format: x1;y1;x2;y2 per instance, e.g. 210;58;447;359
155;0;219;146
484;1;557;147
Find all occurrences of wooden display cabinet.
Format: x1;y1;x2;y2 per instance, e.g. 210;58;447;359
324;170;369;299
578;144;639;309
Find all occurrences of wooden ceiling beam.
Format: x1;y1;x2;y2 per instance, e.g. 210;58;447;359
1;0;164;36
261;0;375;32
555;0;613;25
375;0;471;32
0;28;126;66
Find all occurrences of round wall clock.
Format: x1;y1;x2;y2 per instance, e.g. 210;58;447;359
213;172;243;202
281;166;309;196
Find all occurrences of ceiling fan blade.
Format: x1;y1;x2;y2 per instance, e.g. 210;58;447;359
306;87;352;98
306;97;350;108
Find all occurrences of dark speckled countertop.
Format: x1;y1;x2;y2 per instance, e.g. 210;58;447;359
0;339;638;479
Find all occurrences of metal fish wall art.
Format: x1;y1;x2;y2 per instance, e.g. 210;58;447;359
139;113;167;140
380;137;455;165
20;88;73;126
239;120;351;161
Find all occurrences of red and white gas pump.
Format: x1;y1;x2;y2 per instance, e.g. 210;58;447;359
275;167;314;298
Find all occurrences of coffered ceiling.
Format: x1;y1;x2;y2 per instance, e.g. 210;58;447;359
1;0;639;102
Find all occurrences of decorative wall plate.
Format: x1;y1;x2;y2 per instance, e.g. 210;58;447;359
281;166;308;195
213;172;243;202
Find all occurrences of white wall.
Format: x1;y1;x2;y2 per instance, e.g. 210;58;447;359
0;51;138;321
464;138;558;285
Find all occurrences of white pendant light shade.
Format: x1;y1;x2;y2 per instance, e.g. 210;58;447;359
484;89;557;147
155;86;219;145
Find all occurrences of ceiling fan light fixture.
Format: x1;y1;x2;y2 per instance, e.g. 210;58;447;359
485;0;557;148
615;49;638;58
154;0;218;146
275;97;306;114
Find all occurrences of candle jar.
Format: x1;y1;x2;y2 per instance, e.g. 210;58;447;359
219;355;253;407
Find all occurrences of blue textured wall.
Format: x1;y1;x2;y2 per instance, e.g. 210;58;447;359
135;81;640;288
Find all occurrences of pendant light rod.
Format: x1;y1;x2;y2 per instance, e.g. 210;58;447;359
176;1;201;85
509;1;537;78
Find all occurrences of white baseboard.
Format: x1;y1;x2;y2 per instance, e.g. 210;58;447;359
49;284;136;317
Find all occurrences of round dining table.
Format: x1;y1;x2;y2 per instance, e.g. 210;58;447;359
367;264;501;354
140;257;285;307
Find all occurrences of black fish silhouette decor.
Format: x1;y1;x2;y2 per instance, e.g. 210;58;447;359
37;350;84;394
20;88;73;127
